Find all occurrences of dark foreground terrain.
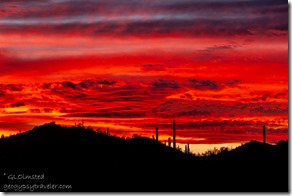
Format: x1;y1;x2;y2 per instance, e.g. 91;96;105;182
0;122;289;192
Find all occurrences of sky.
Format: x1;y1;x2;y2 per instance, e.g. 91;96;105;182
0;0;288;153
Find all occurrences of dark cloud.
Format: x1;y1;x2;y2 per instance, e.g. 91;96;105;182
59;108;78;113
0;90;5;96
6;84;23;91
152;99;287;118
59;92;87;100
157;0;287;13
96;80;116;85
273;92;288;99
140;64;165;72
47;80;117;95
151;99;206;118
241;93;270;102
181;93;193;100
42;83;52;89
188;79;222;90
273;24;288;31
62;81;77;89
224;80;240;87
43;108;53;113
10;102;25;107
76;79;117;89
245;91;288;102
50;85;72;96
173;109;210;117
153;79;180;89
29;108;41;113
250;105;287;115
78;80;95;89
108;19;254;37
205;45;235;51
0;0;113;19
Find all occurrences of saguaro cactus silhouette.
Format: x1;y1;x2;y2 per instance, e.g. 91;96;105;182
168;137;171;147
185;143;190;154
173;120;176;149
263;125;266;144
156;127;159;141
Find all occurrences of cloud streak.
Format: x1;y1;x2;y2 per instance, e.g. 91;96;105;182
0;0;287;37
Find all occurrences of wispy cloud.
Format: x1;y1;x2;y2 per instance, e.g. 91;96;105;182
0;0;287;37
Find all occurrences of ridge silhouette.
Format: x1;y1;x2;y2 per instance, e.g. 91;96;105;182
0;122;288;192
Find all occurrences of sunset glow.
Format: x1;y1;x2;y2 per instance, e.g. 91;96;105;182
0;0;288;153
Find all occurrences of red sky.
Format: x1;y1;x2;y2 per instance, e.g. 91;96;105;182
0;0;288;149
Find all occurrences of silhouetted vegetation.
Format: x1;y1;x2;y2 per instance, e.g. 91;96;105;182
0;122;288;192
196;146;231;157
173;120;176;149
263;124;266;144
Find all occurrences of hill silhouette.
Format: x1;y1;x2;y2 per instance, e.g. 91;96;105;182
0;122;288;192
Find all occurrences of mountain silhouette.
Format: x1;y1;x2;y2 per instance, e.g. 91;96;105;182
0;122;288;192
